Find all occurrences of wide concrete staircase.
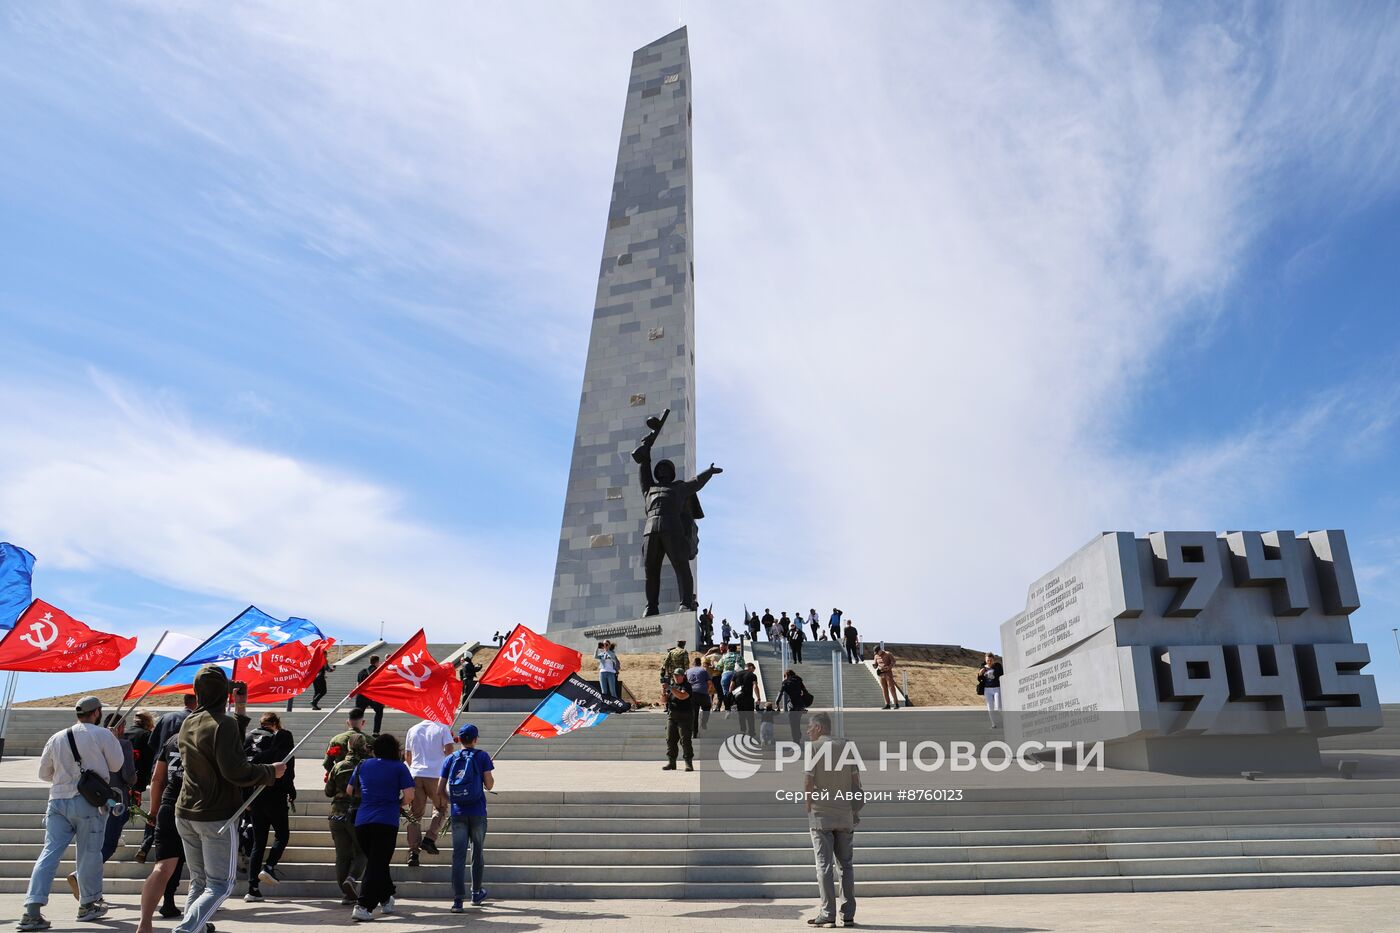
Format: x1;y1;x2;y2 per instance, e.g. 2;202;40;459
0;706;1394;897
750;640;890;710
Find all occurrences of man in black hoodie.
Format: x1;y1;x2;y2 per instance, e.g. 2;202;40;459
173;666;283;933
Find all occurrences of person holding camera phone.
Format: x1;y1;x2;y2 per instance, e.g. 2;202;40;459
661;668;694;771
171;669;284;933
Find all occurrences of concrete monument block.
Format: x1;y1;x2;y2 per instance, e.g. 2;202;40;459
1001;530;1383;772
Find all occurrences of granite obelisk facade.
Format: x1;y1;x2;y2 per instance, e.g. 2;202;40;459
546;28;697;653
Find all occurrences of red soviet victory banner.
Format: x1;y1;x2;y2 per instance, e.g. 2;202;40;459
0;599;138;673
354;629;461;725
233;638;335;703
478;623;582;691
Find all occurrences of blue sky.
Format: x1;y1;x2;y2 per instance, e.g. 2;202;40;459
1;1;1398;703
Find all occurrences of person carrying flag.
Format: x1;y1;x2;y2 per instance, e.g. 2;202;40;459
438;724;494;913
172;668;283;933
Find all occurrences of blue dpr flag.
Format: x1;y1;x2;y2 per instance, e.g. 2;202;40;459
184;606;324;665
0;543;36;632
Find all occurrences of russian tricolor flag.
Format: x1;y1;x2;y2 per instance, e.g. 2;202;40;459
124;632;225;700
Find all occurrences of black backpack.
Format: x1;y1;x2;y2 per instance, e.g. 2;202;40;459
245;728;276;763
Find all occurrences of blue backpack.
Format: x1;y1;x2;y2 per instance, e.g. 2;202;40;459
446;749;484;808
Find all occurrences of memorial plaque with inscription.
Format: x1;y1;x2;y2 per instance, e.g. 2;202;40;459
999;530;1382;772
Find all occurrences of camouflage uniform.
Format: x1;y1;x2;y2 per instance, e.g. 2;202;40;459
661;645;689;683
322;727;363;774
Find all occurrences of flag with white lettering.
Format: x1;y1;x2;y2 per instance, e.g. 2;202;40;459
0;599;137;672
478;624;581;691
233;638;335;703
513;673;629;740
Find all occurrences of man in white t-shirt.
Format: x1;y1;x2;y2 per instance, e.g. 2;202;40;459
21;695;126;931
403;718;454;867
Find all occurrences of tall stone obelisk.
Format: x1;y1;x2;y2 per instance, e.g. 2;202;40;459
546;28;697;653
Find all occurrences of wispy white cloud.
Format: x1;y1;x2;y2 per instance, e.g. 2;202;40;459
0;373;543;639
1;1;1397;676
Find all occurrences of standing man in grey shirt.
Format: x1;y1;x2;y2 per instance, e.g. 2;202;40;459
803;711;859;928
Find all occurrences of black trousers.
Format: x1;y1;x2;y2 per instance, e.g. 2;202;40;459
461;681;475;711
366;701;386;733
845;642;860;663
312;674;328;706
791;641;804;663
644;531;694;612
248;793;290;886
354;823;399;910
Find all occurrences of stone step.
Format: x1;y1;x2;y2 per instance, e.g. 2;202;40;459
1;869;1397;899
5;836;1397;867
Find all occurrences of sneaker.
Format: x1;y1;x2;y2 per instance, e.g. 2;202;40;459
244;891;263;903
135;848;149;865
421;837;440;855
471;888;488;907
407;851;420;868
17;913;50;932
340;896;358;906
259;866;283;886
806;919;835;929
159;903;181;919
449;901;464;914
378;897;396;915
65;873;79;901
76;902;108;923
351;906;374;922
340;880;359;901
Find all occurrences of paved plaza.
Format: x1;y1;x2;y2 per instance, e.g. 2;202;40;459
2;888;1396;932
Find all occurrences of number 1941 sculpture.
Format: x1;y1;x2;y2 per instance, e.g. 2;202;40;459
631;408;722;617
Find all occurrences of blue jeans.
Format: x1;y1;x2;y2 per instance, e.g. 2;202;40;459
102;807;130;862
26;795;105;906
599;671;619;699
174;816;237;933
450;813;488;898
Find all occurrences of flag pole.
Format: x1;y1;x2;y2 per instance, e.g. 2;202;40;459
0;672;19;759
112;631;169;717
218;687;357;835
452;626;520;729
492;691;549;761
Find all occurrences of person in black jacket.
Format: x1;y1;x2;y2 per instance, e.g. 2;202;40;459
357;656;386;733
243;712;295;901
978;653;1004;728
780;670;812;743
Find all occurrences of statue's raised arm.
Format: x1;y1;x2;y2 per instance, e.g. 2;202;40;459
631;410;723;616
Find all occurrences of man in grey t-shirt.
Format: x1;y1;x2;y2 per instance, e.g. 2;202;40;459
803;712;858;927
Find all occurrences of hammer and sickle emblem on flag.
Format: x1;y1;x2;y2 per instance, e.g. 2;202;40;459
20;612;59;652
390;654;433;689
246;653;264;675
504;635;526;664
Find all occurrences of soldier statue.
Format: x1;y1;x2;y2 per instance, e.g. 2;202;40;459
631;409;722;616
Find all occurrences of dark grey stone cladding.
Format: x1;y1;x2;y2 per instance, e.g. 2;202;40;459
546;28;697;640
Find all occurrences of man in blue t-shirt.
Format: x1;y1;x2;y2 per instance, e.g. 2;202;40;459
436;724;495;912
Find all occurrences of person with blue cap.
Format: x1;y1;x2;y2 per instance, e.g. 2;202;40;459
436;723;495;912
